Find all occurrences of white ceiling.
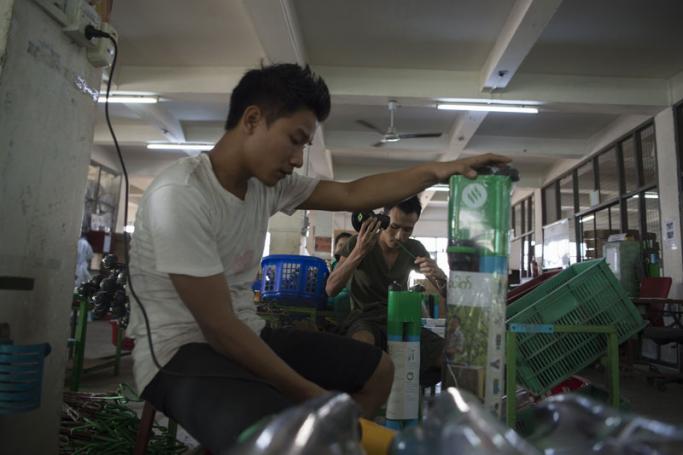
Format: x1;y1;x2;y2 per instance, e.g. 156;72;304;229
293;0;516;70
110;0;265;66
519;0;683;78
96;0;683;215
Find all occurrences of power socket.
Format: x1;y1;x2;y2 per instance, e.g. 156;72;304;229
62;0;101;48
87;22;118;68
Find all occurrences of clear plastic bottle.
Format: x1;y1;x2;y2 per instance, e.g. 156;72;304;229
390;388;540;455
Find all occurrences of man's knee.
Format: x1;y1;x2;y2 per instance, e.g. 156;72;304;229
366;351;394;391
351;329;376;345
377;351;394;385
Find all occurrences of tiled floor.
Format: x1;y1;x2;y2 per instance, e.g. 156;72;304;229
580;364;683;426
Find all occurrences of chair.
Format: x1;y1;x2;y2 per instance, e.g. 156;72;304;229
633;277;683;390
623;277;672;370
640;277;672;326
641;304;683;391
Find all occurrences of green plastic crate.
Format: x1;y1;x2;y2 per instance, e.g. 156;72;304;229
507;260;596;319
506;259;645;395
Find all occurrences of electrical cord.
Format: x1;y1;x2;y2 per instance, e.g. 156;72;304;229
85;25;273;385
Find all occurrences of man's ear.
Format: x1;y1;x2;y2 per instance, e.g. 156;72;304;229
241;105;263;135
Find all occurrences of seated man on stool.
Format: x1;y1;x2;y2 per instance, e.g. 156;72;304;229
127;63;507;452
326;196;448;386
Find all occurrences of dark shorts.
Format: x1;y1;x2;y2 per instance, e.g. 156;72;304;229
346;315;445;387
141;327;382;453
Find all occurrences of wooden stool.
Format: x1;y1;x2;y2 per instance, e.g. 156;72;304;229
134;401;178;454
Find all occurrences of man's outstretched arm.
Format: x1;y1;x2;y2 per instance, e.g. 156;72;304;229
298;153;510;212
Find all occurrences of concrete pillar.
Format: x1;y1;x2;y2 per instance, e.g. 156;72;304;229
0;1;100;452
654;108;683;297
0;0;14;77
268;212;305;255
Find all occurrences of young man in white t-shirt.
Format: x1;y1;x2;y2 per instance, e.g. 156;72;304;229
127;63;509;452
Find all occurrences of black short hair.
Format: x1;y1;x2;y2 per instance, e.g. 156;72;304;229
384;196;422;218
225;64;331;130
335;232;352;244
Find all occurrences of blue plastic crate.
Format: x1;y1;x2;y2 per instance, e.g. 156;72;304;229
260;255;329;309
0;342;51;415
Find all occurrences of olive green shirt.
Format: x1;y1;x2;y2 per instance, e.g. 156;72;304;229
339;235;429;316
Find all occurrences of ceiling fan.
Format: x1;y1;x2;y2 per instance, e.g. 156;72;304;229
356;100;442;147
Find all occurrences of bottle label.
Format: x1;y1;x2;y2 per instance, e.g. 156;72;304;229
447;271;501;308
386;341;420;420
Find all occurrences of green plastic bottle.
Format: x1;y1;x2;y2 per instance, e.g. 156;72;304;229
385;288;422;430
444;165;516;417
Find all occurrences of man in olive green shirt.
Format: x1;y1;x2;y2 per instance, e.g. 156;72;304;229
326;196;447;386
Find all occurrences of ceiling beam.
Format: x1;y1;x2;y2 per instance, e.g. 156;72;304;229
93;119;168;144
245;0;337;181
421;112;487;210
244;0;307;65
419;190;437;213
466;134;588;158
126;103;186;144
114;65;249;95
317;66;670;112
325;130;443;152
440;112;488;162
114;65;670;112
480;0;563;91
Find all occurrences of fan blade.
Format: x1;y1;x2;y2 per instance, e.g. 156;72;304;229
398;132;443;139
371;141;386;147
356;120;385;134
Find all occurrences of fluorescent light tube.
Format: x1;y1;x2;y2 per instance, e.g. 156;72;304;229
437;104;538;114
147;143;213;151
438;98;541;106
98;96;158;104
580;215;595;223
426;185;449;192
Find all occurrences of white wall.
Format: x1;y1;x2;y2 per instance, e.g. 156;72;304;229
0;2;100;452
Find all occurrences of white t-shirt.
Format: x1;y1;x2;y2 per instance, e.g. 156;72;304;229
126;153;319;392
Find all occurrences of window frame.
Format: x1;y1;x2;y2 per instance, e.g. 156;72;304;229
540;119;660;263
512;195;535;277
